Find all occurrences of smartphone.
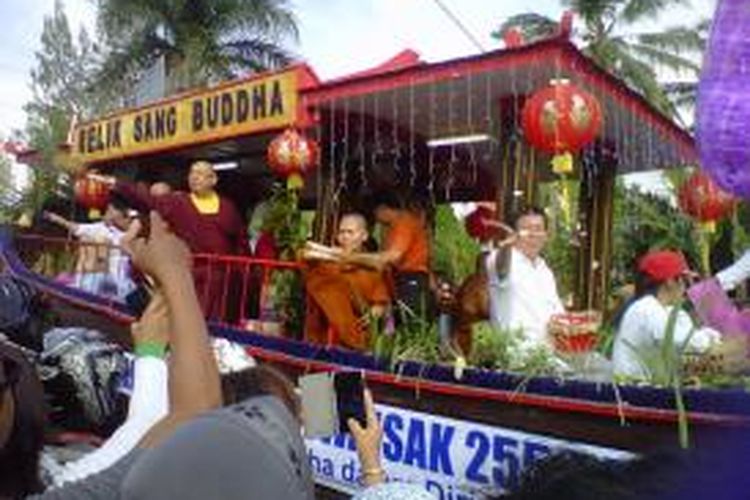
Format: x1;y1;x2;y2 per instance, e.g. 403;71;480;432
334;371;366;432
299;371;366;438
125;284;153;317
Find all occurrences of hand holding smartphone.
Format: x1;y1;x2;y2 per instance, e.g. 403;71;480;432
299;371;366;438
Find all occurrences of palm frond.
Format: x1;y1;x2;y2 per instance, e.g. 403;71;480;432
627;43;701;75
663;81;698;109
491;12;558;43
221;38;296;74
95;0;298;92
619;0;691;24
635;25;708;54
563;0;618;25
222;0;299;41
604;39;678;117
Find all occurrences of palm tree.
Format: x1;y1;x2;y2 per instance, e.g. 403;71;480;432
492;1;708;121
95;0;299;94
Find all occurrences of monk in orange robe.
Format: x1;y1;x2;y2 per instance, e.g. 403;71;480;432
303;213;390;350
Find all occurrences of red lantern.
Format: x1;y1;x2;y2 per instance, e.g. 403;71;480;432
521;81;603;163
266;128;319;190
74;175;110;219
678;171;735;223
464;206;498;242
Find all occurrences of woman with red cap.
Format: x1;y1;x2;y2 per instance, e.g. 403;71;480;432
612;250;721;380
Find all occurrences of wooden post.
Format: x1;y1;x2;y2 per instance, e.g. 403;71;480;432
575;148;617;311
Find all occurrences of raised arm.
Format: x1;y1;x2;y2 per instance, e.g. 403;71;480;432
122;211;222;448
343;248;402;272
88;173;156;213
43;211;78;233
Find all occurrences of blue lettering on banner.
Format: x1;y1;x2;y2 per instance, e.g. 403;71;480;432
306;403;634;499
404;419;427;468
492;435;519;491
430;424;455;475
465;431;490;484
383;413;404;461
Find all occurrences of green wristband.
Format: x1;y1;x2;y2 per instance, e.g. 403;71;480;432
134;341;168;359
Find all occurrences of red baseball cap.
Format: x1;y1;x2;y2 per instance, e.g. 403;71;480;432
637;250;690;283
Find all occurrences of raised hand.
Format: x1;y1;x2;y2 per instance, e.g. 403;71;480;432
347;389;385;486
121;211;191;285
131;290;170;347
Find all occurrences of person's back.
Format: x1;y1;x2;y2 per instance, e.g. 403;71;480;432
612;294;663;378
384;210;429;274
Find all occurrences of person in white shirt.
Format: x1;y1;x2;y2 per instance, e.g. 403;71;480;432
612;250;721;380
44;197;135;301
485;207;565;352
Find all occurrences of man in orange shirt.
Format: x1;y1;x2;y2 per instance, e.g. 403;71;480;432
303;213;390;350
342;194;432;324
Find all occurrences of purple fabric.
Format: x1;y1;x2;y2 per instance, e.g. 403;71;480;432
688;278;750;337
697;0;750;198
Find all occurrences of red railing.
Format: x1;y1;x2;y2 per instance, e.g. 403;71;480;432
192;253;303;328
13;234;305;330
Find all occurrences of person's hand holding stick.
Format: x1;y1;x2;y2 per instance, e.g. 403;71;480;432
481;219;537;247
300;241;345;262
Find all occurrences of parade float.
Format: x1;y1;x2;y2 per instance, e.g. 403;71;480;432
2;18;750;498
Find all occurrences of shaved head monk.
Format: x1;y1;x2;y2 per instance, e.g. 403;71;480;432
92;161;246;319
303;213;390;350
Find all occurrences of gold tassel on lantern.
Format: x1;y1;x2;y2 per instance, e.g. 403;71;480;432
286;173;304;191
551;152;574;175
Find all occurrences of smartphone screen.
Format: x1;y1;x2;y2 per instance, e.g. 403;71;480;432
125;284;153;317
334;371;366;432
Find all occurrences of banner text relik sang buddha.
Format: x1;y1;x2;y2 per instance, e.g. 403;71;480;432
74;70;297;163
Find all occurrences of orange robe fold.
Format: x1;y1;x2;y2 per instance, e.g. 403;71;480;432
305;262;390;350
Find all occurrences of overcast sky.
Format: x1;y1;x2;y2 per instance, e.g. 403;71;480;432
0;0;716;186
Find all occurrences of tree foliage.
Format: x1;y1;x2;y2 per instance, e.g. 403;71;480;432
432;205;481;284
492;0;707;119
0;152;15;222
611;181;699;287
19;0;104;217
95;0;299;93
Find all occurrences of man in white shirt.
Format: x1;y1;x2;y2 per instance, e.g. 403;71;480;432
44;198;135;300
612;250;721;380
485;207;565;352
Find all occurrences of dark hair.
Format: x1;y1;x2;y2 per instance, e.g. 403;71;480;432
369;191;403;212
502;438;750;500
502;451;638;500
221;365;300;421
511;205;548;230
611;268;662;331
108;192;131;213
0;342;45;497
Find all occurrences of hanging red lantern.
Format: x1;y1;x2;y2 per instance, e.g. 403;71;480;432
521;80;603;174
678;171;735;223
464;206;498;242
74;175;110;219
266;128;319;190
